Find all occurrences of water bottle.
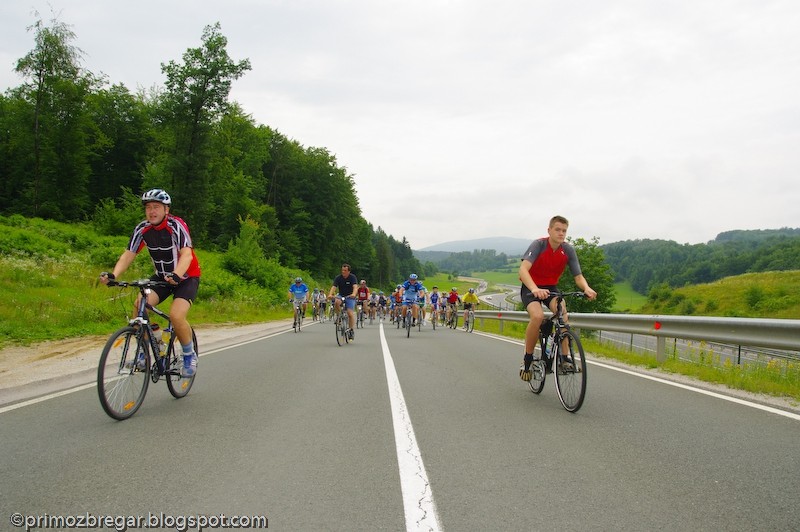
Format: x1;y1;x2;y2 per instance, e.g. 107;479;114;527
161;327;172;351
544;333;554;357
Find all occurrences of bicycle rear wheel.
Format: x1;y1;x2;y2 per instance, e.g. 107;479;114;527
167;328;197;398
97;326;149;420
527;357;546;394
554;330;587;412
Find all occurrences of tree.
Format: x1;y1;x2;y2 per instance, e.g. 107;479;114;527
158;22;251;238
12;11;95;219
559;237;616;313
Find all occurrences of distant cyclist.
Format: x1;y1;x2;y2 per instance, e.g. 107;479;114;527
462;288;479;330
329;263;359;340
400;274;426;327
288;277;309;318
445;287;461;325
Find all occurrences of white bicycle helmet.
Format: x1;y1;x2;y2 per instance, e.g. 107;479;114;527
141;188;172;205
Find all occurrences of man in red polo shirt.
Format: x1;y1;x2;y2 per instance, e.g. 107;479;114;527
518;215;596;381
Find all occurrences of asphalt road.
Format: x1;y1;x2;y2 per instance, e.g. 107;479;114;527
2;320;798;531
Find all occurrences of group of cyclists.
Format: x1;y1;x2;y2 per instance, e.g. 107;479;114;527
288;271;482;335
99;187;596;400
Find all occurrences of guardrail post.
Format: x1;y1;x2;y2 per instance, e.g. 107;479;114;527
656;336;666;363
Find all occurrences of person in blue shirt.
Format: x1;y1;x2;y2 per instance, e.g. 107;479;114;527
400;273;426;327
288;277;309;317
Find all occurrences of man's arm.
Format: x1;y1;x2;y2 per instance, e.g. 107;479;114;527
574;274;597;300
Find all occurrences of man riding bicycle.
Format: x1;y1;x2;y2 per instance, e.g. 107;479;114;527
519;215;596;381
329;263;359;340
99;189;200;378
400;273;426;327
445;287;461;326
462;288;479;330
356;280;371;323
288;277;309;318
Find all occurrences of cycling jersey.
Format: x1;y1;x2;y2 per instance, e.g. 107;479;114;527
402;280;425;303
447;291;460;305
357;286;370;301
521;237;581;285
289;283;309;300
429;292;440;307
127;214;200;278
462;293;479;305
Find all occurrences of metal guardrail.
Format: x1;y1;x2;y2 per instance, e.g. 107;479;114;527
474;310;800;362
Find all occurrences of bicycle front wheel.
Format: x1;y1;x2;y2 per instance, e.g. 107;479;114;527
335;314;346;346
467;311;475;332
167;328;197;398
554;330;587;412
97;326;149;420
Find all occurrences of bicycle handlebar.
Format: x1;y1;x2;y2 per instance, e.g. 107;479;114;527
106;279;169;289
549;290;586;299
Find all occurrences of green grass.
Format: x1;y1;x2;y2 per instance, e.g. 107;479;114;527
420;273;479;294
472;270;519;285
641;271;800;318
612;281;647;312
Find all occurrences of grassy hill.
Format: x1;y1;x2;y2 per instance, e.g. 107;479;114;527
640;271;800;319
0;215;314;349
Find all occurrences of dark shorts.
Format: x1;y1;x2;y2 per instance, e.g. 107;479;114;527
150;275;200;305
520;284;557;310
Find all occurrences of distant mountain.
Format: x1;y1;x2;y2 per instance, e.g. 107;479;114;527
416;236;531;256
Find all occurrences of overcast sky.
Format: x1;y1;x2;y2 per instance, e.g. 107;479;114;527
2;1;798;250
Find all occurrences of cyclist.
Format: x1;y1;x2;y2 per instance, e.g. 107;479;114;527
462;288;479;330
428;286;441;325
356;280;371;324
329;263;358;340
400;273;426;327
377;291;388;320
368;290;379;321
313;288;327;321
288;277;309;318
519;215;596;381
391;284;403;323
445;287;461;326
99;189;200;378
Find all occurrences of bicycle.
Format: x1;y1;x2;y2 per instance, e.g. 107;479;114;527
463;306;475;333
526;291;587;413
97;279;197;420
447;304;459;329
356;301;366;329
400;302;421;338
292;301;304;333
334;296;354;346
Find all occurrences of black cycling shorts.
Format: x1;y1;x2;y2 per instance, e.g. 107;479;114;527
520;284;557;310
150;275;200;305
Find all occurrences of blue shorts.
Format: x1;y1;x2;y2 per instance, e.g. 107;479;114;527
338;295;356;311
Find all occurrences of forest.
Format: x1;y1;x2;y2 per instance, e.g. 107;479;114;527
601;228;800;293
0;17;422;287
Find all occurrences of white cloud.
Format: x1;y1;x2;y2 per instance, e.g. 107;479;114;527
2;0;798;249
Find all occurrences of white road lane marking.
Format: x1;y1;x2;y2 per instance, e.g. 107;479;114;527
379;324;442;532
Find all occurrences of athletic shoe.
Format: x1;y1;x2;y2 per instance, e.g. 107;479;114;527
181;352;197;377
